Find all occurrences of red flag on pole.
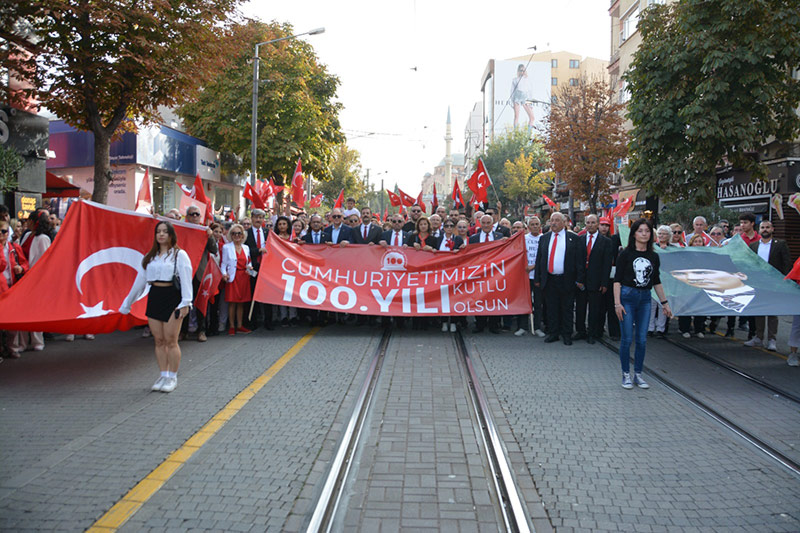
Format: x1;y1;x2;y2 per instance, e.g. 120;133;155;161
291;158;305;207
431;183;439;212
0;200;208;334
269;178;284;194
135;168;152;214
541;194;558;209
194;253;223;312
179;174;213;223
333;189;345;209
383;207;388;222
243;182;267;210
613;196;633;218
452;180;465;209
309;193;325;208
397;188;415;207
416;191;426;213
387;190;402;207
466;159;491;204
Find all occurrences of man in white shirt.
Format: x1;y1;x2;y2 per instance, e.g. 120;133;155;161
468;216;505;333
323;208;352;246
520;216;545;337
380;215;408;247
685;215;710;246
244;208;273;330
429;214;443;238
352;207;382;244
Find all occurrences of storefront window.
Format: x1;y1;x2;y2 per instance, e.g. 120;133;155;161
215;187;233;210
153;175;176;215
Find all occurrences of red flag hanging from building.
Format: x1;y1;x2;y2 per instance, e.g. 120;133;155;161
416;191;426;213
333;188;345;209
309;193;325;208
291;158;305;207
194;254;223;312
135;168;152;214
387;189;402;207
452;180;465;209
431;184;439;212
466;158;491;204
0;200;209;334
397;188;416;207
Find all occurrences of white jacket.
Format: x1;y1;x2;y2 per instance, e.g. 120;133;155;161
221;242;252;283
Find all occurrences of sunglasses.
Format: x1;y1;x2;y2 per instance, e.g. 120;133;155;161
672;230;682;234
0;229;8;234
188;212;201;216
332;215;342;218
231;231;243;236
444;224;454;228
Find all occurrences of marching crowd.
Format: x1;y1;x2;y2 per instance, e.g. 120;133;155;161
1;198;799;391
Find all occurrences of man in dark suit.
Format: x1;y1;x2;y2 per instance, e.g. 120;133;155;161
244;208;273;330
402;204;424;233
485;206;511;237
534;212;586;345
598;217;622;340
352;207;382;245
469;214;505;333
574;214;613;344
323;208;353;246
380;214;409;247
301;214;329;244
746;220;792;351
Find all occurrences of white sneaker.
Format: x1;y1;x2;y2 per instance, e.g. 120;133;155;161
151;376;166;392
744;337;762;347
65;334;75;342
766;340;777;351
142;327;151;338
621;373;633;389
634;373;650;389
450;323;456;332
84;334;95;340
441;323;448;332
32;345;44;352
788;354;799;367
682;332;691;339
534;329;546;338
160;377;177;393
514;328;526;337
696;332;705;339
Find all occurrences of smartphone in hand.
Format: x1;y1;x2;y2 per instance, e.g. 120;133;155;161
174;309;181;319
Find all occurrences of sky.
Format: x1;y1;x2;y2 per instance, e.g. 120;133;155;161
243;0;609;194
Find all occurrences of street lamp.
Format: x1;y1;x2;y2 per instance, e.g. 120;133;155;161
250;27;325;194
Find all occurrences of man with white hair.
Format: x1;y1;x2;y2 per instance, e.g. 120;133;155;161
685;216;710;246
469;215;505;333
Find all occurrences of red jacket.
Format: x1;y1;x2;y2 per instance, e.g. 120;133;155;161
1;242;30;292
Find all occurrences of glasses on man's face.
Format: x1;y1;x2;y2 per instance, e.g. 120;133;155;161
412;210;421;214
0;229;8;234
710;232;723;237
188;212;201;217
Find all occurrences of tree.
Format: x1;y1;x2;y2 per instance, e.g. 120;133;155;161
312;143;368;208
625;0;800;203
475;129;550;214
0;144;24;195
0;0;243;204
501;152;551;217
545;77;627;215
658;198;741;232
179;20;344;191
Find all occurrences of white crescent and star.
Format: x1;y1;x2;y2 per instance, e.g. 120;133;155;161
75;247;149;318
200;272;214;298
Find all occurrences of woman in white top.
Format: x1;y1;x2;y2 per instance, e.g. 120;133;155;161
220;224;253;334
12;211;52;353
121;221;193;393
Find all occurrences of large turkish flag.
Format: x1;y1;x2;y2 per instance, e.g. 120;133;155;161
0;200;209;334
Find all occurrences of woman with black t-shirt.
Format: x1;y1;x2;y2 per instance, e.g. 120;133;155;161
613;219;672;389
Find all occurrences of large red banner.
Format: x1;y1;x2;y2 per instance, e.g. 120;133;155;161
254;233;532;316
0;200;209;334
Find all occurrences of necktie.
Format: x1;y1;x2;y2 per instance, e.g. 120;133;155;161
363;226;368;240
717;290;756;313
314;233;319;244
548;233;558;274
586;233;593;267
257;228;262;249
393;232;399;246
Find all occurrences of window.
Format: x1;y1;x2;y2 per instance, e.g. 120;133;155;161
551;95;558;104
569;59;579;69
647;0;665;5
621;6;640;42
551;77;558;86
551;59;558;68
618;79;630;104
569;78;579;86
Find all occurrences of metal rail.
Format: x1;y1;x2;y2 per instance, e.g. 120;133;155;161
305;329;391;533
660;336;800;405
454;331;535;533
599;338;800;477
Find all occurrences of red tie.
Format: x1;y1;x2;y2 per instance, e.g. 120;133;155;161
363;226;368;240
586;233;593;267
548;233;558;274
257;228;262;249
393;232;399;246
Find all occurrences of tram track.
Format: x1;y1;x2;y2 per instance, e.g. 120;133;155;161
305;328;537;533
597;337;800;478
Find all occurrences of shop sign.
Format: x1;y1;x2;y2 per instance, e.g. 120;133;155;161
15;192;41;220
717;175;779;200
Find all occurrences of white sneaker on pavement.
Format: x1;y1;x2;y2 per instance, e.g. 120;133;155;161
534;329;546;338
634;373;650;389
682;332;691;339
65;334;75;342
151;376;166;392
450;323;457;332
744;337;762;347
84;334;95;340
142;327;151;338
160;377;177;393
696;332;704;339
788;354;799;367
514;328;526;337
621;373;633;389
441;323;448;332
766;339;777;351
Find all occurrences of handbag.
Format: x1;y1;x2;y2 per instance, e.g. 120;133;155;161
171;251;181;291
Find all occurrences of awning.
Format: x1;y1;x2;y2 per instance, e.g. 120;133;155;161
43;171;82;198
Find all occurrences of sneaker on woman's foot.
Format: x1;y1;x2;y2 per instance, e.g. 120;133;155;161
160;377;177;393
622;373;633;389
152;376;166;392
634;373;650;389
788;354;799;367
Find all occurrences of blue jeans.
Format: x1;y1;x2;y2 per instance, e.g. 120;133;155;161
619;285;652;374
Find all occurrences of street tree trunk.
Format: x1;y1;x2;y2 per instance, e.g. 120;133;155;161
91;129;112;204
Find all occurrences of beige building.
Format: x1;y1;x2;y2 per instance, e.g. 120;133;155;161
508;50;608;93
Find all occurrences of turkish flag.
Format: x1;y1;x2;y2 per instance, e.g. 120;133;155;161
333;188;345;209
0;200;209;334
256;179;273;204
397;188;415;207
269;178;285;194
309;193;325;208
387;190;402;207
180;174;213;223
613;196;633;217
135;168;152;214
243;182;267;210
467;159;491;204
542;194;558;208
383;207;388;222
194;254;223;312
431;183;439;211
291;158;305;207
416;191;426;213
452;180;465;209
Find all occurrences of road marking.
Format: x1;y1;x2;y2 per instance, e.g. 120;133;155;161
87;328;320;532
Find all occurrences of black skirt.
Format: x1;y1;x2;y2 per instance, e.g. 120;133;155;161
146;284;183;322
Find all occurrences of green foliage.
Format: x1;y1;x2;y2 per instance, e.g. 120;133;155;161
311;143;369;208
475;129;550;217
625;0;800;203
658;198;741;231
179;20;344;187
501;152;550;217
0;144;23;193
